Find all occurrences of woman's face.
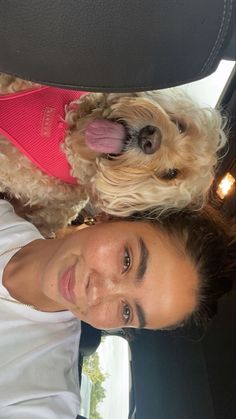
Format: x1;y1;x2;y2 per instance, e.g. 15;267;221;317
40;221;198;329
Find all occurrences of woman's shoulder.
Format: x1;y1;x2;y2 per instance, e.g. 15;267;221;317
0;198;24;222
0;199;43;253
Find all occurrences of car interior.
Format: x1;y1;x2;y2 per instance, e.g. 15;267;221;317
0;2;235;419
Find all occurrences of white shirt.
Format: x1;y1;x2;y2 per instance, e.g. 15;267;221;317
0;200;81;418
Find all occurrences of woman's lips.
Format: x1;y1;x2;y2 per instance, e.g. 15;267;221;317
59;264;76;305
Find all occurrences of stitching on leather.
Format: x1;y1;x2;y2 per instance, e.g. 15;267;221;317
200;0;233;75
200;0;227;74
40;76;205;92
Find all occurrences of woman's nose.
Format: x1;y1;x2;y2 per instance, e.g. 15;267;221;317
87;273;123;306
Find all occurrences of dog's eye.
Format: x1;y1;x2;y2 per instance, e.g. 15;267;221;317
171;119;186;134
177;121;186;134
162;169;179;180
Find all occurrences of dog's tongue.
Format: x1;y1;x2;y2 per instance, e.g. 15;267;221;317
85;120;126;154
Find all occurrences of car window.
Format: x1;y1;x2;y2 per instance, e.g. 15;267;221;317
80;336;130;419
180;59;235;107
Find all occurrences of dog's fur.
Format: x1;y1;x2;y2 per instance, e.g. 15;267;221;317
0;74;227;236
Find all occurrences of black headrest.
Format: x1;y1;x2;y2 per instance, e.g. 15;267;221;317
79;322;101;357
0;0;235;92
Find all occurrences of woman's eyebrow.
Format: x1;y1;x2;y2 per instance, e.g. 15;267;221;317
135;301;147;329
136;237;149;281
133;237;149;328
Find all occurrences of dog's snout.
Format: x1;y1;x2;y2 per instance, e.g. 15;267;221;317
138;125;162;155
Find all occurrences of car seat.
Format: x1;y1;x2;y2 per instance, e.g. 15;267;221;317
0;0;235;92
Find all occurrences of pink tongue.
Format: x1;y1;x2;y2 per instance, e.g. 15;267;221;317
85;120;126;154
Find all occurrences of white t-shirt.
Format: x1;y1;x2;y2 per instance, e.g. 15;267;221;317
0;200;81;418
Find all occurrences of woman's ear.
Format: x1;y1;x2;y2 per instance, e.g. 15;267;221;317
83;212;112;225
95;212;113;223
56;212;113;237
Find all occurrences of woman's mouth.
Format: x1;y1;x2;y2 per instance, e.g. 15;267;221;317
59;264;76;305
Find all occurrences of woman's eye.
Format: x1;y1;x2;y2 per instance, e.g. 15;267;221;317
123;248;131;272
122;303;131;324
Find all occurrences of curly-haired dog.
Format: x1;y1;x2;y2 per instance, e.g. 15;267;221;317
0;74;226;236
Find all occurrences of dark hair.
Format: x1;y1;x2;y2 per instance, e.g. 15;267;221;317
129;205;235;330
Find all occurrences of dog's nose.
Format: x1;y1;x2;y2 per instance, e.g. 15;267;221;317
138;125;162;154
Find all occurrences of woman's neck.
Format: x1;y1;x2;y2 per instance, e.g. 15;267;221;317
2;239;66;312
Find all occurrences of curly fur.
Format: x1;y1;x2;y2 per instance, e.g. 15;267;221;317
0;74;227;236
65;90;227;215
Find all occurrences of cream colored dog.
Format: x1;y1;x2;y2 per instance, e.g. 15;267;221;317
0;74;226;236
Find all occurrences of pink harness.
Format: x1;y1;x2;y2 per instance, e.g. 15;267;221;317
0;86;87;184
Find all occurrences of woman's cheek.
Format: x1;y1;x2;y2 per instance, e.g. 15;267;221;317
91;303;121;329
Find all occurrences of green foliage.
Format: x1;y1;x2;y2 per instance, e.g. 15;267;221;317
83;352;108;419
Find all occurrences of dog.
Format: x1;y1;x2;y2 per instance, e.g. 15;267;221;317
0;73;227;236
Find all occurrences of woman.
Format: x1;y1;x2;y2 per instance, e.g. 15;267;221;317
0;198;234;417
